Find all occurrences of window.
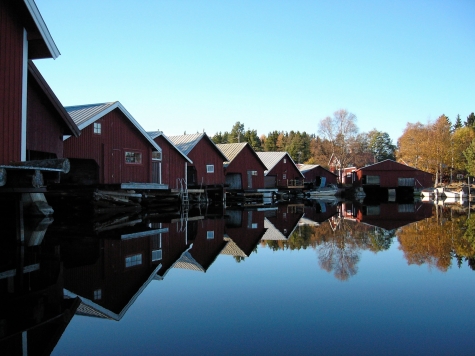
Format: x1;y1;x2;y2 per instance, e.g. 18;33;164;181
251;171;258;176
152;249;162;261
206;165;214;173
94;122;101;134
152;151;162;161
207;231;214;239
398;178;415;187
282;174;287;179
283;158;287;163
398;204;415;213
365;175;380;185
251;223;258;229
125;151;142;164
94;289;102;300
125;254;142;267
365;206;380;215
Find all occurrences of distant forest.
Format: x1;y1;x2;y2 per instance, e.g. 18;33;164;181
211;110;475;183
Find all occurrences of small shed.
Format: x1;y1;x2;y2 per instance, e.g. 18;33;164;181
63;102;162;185
216;143;266;190
168;133;228;188
148;131;193;189
352;159;433;189
298;164;338;188
255;152;304;189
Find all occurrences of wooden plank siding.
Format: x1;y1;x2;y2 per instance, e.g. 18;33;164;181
353;160;433;188
26;71;64;159
64;109;154;184
299;165;338;186
0;1;24;164
269;154;303;188
187;139;226;187
153;135;187;189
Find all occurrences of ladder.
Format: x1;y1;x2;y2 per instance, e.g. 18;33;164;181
177;178;189;232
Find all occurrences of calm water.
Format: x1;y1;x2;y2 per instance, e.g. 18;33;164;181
1;199;475;355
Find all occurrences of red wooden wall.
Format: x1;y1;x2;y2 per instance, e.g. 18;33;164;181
302;166;338;185
0;2;24;164
153;135;187;189
26;74;64;159
64;109;153;184
268;154;303;187
188;139;225;186
225;145;265;189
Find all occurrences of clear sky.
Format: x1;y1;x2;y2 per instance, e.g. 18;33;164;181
34;0;474;143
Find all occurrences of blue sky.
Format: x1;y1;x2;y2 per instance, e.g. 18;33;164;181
34;0;475;142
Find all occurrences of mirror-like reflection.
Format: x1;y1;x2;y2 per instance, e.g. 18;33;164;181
1;196;475;355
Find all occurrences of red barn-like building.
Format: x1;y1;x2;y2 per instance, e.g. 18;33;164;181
148;131;193;189
298;164;338;188
168;133;228;188
1;0;79;164
216;143;266;190
64;102;162;185
352;160;433;189
256;152;304;189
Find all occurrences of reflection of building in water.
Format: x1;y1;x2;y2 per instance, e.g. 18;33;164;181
174;217;227;273
300;199;339;226
261;204;304;240
221;209;267;257
63;226;167;321
341;201;433;230
0;239;80;355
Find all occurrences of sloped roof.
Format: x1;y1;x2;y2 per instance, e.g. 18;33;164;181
356;159;431;173
216;143;267;169
220;236;247;257
298;164;337;176
64;102;161;152
148;131;193;164
256;151;304;177
168;133;228;161
172;251;205;272
261;218;288;240
28;61;80;137
22;0;60;59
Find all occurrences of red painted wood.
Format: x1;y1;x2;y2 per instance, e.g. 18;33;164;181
64;108;153;184
187;138;225;186
153;135;187;189
224;145;265;189
0;2;24;164
267;153;303;187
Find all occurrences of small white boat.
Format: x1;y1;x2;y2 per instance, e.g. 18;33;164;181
307;184;339;197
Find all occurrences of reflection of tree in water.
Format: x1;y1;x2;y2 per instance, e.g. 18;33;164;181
317;237;359;281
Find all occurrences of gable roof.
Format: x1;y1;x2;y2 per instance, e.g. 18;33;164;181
148;131;193;164
28;61;80;137
22;0;60;59
168;133;228;161
298;164;337;176
64;102;161;152
216;143;267;169
256;151;304;177
356;159;430;173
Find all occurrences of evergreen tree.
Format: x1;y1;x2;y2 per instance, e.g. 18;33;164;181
454;114;463;130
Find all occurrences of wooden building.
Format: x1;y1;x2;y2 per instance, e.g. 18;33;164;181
1;0;62;165
63;102;162;185
261;204;304;241
352;160;433;189
216;143;266;190
168;133;228;202
148;131;193;190
256;152;304;189
343;201;433;230
297;164;338;189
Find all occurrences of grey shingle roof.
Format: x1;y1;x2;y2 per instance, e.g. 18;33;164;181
147;131;193;164
216;143;247;164
168;133;228;160
64;102;161;152
255;152;287;171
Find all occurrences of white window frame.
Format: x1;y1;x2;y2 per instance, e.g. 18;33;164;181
125;254;142;267
125;151;143;164
152;249;162;261
206;165;214;173
152;151;162;161
207;231;214;239
94;122;101;134
94;289;102;300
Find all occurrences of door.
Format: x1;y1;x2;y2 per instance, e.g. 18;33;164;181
247;171;253;189
110;149;121;183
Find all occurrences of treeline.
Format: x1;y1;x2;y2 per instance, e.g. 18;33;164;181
211;110;397;169
397;113;475;183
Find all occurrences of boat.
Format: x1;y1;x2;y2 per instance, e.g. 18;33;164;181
306;183;339;197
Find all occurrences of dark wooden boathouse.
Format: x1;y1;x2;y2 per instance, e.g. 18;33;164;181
256;152;304;189
63;102;162;185
352;160;433;190
148;131;193;190
168;133;228;202
216;143;266;190
298;164;338;189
